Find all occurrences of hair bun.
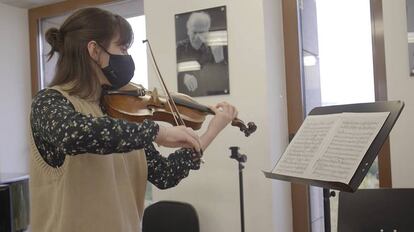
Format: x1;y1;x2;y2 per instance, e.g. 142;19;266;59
45;27;64;53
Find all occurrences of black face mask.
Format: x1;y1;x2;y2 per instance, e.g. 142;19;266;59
98;43;135;89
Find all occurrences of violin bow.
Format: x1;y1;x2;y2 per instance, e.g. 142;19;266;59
143;40;256;138
143;40;205;156
143;40;185;127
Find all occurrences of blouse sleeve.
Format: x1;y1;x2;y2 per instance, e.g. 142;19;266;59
145;143;201;189
30;89;159;167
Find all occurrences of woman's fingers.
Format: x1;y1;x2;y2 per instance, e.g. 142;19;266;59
233;107;238;119
215;102;237;120
183;126;201;152
155;125;200;152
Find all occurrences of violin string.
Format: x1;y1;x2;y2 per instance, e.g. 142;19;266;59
144;40;185;127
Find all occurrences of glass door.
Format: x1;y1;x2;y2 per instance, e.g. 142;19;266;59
300;1;377;231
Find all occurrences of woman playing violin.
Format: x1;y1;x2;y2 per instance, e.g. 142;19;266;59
29;7;237;232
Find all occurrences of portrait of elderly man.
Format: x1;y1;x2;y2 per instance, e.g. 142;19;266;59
175;7;229;97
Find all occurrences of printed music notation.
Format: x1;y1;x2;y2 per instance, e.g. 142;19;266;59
273;112;389;184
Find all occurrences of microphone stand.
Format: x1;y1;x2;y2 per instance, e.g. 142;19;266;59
229;146;247;232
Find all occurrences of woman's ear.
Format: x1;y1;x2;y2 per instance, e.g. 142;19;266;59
87;41;100;62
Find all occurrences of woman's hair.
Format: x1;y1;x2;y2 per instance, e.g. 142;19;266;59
45;7;133;98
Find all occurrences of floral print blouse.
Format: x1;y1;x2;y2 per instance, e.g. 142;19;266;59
30;89;200;189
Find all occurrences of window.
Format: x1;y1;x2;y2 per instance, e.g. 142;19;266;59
299;0;378;231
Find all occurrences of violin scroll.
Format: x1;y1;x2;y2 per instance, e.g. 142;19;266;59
231;119;257;137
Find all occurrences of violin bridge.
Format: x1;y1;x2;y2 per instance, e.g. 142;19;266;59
149;88;161;106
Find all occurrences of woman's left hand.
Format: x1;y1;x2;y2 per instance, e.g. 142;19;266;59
198;102;237;152
207;102;238;134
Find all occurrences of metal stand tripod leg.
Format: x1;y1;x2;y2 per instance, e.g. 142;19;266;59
230;146;247;232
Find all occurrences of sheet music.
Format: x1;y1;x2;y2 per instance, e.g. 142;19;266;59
274;114;338;176
273;112;389;183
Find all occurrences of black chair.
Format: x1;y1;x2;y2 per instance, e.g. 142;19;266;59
142;200;199;232
0;185;12;232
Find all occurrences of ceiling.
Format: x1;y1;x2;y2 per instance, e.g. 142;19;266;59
0;0;65;9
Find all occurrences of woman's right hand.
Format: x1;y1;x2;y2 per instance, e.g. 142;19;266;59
154;125;202;152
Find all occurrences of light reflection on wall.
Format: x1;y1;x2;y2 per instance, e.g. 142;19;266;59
127;15;148;88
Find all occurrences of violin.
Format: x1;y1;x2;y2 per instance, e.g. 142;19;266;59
101;40;256;137
101;84;257;137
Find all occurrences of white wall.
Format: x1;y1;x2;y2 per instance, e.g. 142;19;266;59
0;3;31;173
144;0;292;232
383;0;414;187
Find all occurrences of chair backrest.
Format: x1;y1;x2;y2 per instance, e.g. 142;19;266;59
338;188;414;232
0;185;12;232
142;200;199;232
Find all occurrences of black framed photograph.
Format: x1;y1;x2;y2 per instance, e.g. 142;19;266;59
175;6;229;97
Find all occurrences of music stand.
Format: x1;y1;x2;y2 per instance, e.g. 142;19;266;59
264;101;404;232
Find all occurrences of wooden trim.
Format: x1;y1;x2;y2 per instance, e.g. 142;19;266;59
29;0;122;97
29;12;39;97
370;0;392;187
290;184;311;232
378;140;392;187
282;1;311;232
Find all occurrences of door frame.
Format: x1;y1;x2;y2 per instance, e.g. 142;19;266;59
282;0;310;231
282;0;390;231
29;0;122;96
